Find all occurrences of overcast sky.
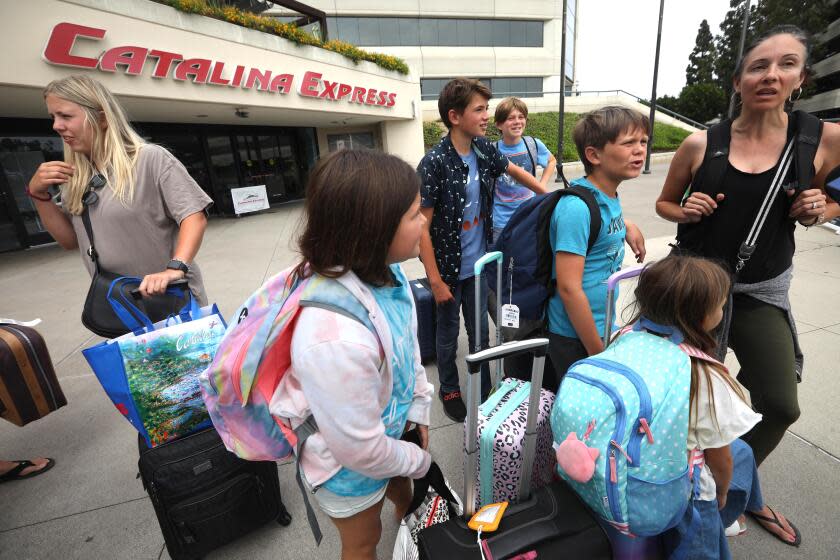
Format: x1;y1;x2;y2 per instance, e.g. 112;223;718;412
575;0;735;98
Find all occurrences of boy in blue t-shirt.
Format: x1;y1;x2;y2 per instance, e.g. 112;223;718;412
547;106;649;383
492;97;557;241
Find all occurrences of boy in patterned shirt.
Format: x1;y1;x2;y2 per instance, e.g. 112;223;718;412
417;78;546;421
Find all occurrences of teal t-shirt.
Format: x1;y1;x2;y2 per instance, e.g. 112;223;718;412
493;137;551;230
548;177;626;338
323;264;417;496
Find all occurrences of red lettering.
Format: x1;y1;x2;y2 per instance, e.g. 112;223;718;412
377;90;389;106
99;46;148;75
350;86;366;104
269;73;293;94
43;22;105;68
174;58;212;83
319;80;339;100
231;65;246;87
298;71;321;97
365;89;378;105
386;92;397;107
208;62;230;86
245;68;272;91
149;50;182;79
336;83;352;100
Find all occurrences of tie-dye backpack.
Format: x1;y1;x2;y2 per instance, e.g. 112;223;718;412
199;266;375;462
550;318;723;538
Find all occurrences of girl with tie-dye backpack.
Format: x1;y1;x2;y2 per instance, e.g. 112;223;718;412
551;257;793;559
200;150;435;558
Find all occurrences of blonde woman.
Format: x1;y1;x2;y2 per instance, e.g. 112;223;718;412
27;75;211;306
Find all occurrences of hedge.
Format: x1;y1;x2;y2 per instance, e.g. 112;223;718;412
152;0;410;74
423;112;692;159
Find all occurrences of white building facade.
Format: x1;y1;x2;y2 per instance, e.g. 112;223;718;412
268;0;578;120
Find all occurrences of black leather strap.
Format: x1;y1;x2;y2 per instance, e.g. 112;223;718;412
80;205;101;274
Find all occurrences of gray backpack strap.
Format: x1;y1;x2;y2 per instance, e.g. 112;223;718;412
523;136;538;176
292;415;322;544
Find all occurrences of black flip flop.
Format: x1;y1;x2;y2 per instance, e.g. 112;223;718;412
748;506;801;547
0;458;55;484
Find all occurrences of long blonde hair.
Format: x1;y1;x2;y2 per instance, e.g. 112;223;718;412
44;75;145;215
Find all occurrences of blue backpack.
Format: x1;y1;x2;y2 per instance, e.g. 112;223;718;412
550;321;721;539
487;186;601;321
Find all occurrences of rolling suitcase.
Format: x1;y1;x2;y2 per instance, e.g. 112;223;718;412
469;252;556;510
416;338;612;559
138;427;291;560
409;277;436;364
0;321;67;427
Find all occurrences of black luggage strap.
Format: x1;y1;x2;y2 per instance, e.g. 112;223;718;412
402;460;459;520
292;415;323;545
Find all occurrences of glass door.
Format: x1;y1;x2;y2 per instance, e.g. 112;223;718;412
0;136;64;248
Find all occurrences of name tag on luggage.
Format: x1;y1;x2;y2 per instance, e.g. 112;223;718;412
501;304;520;329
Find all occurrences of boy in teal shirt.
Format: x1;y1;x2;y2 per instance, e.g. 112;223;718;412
548;106;649;383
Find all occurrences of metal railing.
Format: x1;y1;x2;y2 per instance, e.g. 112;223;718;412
420;87;708;129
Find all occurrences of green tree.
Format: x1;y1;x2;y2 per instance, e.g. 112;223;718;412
656;94;681;113
675;83;728;123
686;20;717;86
714;0;755;103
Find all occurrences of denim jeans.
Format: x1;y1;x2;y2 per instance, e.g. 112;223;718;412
435;274;491;398
663;438;764;560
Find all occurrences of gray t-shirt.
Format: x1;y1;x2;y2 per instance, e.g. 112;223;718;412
68;144;213;305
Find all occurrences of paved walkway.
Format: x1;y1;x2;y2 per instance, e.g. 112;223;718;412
1;163;838;559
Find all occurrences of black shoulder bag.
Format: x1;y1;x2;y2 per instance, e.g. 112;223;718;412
79;175;188;338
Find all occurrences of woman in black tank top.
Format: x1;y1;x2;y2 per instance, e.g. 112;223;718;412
655;26;840;549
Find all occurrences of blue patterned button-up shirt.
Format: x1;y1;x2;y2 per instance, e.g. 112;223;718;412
417;135;509;288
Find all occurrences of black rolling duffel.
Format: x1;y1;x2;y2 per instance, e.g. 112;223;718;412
416;339;612;560
409;277;436;364
138;427;291;560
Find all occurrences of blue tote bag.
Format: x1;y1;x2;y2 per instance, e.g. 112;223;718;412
83;277;226;447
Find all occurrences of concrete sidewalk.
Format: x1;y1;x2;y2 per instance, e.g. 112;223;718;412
1;163;838;559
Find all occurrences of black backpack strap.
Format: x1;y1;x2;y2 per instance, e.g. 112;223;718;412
792;110;822;191
688;119;731;199
562;185;603;254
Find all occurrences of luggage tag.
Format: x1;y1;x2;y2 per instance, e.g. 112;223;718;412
500;258;519;329
471;502;509;560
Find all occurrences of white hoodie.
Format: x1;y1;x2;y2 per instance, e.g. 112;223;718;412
270;267;434;490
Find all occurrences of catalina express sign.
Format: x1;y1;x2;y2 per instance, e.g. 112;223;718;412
42;22;398;107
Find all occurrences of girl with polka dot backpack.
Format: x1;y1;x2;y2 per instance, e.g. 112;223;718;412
551;257;763;559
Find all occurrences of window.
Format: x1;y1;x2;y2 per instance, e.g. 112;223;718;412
333;17;544;48
327;132;377;152
420;77;544;100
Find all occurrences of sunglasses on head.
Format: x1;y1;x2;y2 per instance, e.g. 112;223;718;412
81;174;107;207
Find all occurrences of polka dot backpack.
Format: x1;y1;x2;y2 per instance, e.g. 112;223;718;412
550;318;720;538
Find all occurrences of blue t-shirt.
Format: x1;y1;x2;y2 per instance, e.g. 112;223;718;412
547;177;626;338
459;149;486;280
493;137;551;230
323;264;417;496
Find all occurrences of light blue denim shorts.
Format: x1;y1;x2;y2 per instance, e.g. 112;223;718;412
299;466;387;519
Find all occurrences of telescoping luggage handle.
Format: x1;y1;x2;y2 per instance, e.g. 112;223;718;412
463;337;549;517
602;264;646;346
474;251;504;386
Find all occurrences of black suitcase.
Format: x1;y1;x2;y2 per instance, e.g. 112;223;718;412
416;339;611;560
409;277;436;364
138;428;291;560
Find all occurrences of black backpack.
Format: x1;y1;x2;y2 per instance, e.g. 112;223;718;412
674;110;822;256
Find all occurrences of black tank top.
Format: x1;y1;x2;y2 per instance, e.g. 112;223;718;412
680;126;797;284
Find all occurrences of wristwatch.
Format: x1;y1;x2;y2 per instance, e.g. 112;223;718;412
166;259;190;274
